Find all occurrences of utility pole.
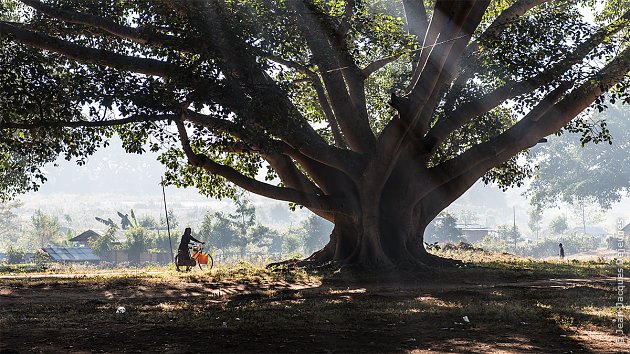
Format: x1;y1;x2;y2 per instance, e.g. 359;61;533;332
161;177;174;266
582;202;586;235
513;206;517;251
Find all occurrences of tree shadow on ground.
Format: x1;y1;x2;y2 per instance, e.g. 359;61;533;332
0;268;624;353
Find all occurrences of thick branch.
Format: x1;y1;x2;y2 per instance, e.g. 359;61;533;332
183;110;361;178
264;154;335;221
0;21;184;78
404;0;459;94
198;2;356;175
182;110;356;202
362;55;403;78
402;0;428;42
287;1;375;153
375;1;488;183
337;0;355;40
309;73;347;148
478;0;550;45
174;119;347;214
423;46;630;211
424;10;630;154
265;154;322;196
0;114;175;129
406;0;489;136
249;48;347;148
442;0;557;115
396;0;488;141
19;0;200;53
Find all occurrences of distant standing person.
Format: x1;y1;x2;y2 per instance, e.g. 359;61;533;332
178;227;204;259
559;243;565;260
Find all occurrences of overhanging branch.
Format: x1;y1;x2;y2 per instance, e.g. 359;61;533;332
422;45;630;209
0;114;175;129
19;0;202;53
0;21;185;78
442;0;552;114
424;9;630;154
174;119;347;214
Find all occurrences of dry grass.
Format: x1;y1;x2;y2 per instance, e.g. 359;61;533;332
1;253;627;353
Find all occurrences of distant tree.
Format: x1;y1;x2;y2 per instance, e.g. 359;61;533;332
497;224;523;251
528;105;630;210
29;210;61;248
477;231;507;253
0;200;21;242
301;215;333;254
160;209;179;231
6;245;25;264
268;233;284;254
569;198;604;234
149;231;173;254
139;215;159;230
528;208;543;241
431;213;464;243
549;215;569;235
124;227;151;264
266;204;292;224
282;232;302;255
248;224;278;250
198;212;236;251
89;227;117;256
458;210;479;227
230;198;257;256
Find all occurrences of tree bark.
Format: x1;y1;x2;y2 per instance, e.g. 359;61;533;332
301;173;461;269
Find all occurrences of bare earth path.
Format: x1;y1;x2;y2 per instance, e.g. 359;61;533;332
0;267;627;353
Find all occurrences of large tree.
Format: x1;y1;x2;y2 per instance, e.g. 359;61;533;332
0;0;629;268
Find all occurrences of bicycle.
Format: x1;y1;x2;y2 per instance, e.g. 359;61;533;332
191;243;213;270
175;242;214;272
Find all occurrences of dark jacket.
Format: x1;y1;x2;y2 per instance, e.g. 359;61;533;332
178;230;202;252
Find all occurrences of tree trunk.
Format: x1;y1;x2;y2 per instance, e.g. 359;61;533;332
304;181;458;269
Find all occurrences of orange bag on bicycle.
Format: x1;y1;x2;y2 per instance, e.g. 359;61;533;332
193;252;209;265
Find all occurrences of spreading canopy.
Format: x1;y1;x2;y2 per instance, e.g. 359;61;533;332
0;0;629;266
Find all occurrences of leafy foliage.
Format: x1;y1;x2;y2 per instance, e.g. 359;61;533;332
0;0;626;202
301;215;334;253
0;200;20;240
6;245;24;264
496;224;523;251
89;226;117;256
124;226;151;260
425;212;464;243
29;209;61;248
549;215;569;235
527;104;630;209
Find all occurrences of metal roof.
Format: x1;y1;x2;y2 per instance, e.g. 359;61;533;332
42;247;101;262
70;230;101;242
69;229;125;244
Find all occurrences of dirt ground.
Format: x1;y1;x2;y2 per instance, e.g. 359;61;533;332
0;264;627;354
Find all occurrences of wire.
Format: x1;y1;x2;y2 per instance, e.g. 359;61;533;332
323;34;469;73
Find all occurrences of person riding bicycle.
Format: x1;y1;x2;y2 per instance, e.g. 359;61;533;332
178;227;204;260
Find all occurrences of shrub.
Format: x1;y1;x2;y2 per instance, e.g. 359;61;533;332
33;249;52;270
6;246;25;264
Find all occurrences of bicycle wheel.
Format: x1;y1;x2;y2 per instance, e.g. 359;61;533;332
175;254;183;272
176;254;193;272
198;254;213;271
